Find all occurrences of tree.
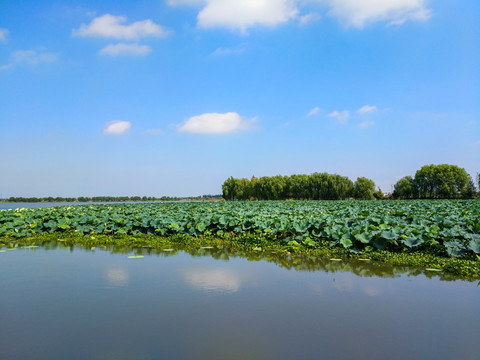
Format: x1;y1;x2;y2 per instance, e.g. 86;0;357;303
373;188;384;200
222;176;240;200
353;177;375;200
393;176;415;199
223;172;357;200
330;174;354;200
464;176;476;198
286;174;309;199
413;164;472;198
249;176;259;200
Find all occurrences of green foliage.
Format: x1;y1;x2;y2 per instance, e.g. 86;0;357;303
413;164;473;199
353;177;376;200
222;172;356;200
1;200;479;262
373;188;384;200
393;176;415;199
393;165;476;199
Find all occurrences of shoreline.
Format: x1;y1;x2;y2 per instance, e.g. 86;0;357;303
2;233;479;280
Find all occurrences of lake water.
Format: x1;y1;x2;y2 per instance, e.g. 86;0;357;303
0;202;84;210
0;202;148;210
0;246;478;360
0;201;189;210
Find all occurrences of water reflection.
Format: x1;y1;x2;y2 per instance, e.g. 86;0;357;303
363;284;383;297
3;240;478;283
182;268;241;293
330;275;385;297
94;350;151;360
103;265;130;287
1;242;479;360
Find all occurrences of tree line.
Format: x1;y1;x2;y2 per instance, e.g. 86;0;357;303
2;195;223;203
393;164;477;199
222;173;382;201
223;164;479;201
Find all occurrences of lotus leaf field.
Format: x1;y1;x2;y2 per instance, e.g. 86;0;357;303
1;200;479;259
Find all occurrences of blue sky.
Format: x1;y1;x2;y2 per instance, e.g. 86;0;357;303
0;0;478;197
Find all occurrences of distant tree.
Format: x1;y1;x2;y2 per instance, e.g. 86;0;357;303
464;176;476;198
238;178;252;200
254;176;286;200
414;164;472;198
286;174;310;199
249;176;259;200
223;172;357;201
353;177;375;200
330;174;354;200
373;188;384;200
393;176;415;199
222;176;240;200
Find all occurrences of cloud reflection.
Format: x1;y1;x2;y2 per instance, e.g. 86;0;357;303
363;285;383;297
183;268;241;293
103;265;130;287
331;274;385;297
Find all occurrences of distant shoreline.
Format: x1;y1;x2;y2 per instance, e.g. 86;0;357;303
0;195;223;203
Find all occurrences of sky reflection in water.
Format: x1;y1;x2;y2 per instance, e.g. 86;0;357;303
0;245;478;360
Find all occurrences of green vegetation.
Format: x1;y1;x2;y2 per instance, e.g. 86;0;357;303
1;199;479;258
393;164;476;199
223;164;478;201
222;173;376;200
353;177;376;200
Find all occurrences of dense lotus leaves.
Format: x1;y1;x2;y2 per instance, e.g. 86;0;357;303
402;237;424;248
0;200;479;257
468;235;480;253
444;241;467;257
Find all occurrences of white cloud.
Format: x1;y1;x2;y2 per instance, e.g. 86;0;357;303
325;0;431;28
179;112;255;134
12;50;58;65
357;105;378;114
99;43;151;56
168;0;431;31
211;46;245;56
299;12;321;25
306;106;320;117
327;110;349;123
73;14;167;40
103;120;131;135
0;28;8;43
170;0;298;32
357;121;374;128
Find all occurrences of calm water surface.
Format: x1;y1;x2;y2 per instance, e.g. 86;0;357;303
0;202;160;210
0;202;83;210
0;246;478;360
